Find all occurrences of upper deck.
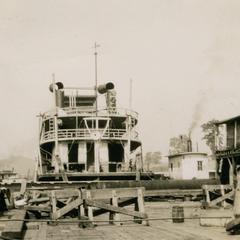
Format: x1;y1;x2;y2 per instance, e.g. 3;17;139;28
40;107;140;145
42;107;138;122
39;82;140;145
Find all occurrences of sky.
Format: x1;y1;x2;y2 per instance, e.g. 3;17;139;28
1;0;240;159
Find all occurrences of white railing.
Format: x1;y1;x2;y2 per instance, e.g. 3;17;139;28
41;128;139;143
43;107;138;120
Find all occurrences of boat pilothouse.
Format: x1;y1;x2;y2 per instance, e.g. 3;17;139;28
36;81;147;181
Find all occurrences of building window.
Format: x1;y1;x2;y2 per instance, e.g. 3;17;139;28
197;161;203;171
170;163;173;171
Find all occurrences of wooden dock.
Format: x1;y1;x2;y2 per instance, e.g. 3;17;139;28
1;201;239;240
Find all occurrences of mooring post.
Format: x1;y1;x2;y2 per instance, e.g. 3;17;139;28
134;188;149;225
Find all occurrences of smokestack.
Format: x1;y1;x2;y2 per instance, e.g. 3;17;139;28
187;139;192;152
97;82;114;94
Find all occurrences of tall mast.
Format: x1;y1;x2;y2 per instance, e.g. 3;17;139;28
52;73;59;172
94;42;100;116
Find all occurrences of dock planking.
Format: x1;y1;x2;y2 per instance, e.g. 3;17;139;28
1;209;27;239
1;201;240;240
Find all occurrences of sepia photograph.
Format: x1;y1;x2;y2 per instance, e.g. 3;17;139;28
0;0;240;239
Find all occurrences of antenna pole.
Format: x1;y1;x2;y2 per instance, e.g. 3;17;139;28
52;73;56;108
129;79;133;110
94;42;100;116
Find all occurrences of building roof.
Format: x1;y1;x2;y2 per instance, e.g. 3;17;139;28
168;152;207;158
216;115;240;125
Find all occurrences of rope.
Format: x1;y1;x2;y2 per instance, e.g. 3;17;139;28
0;216;232;223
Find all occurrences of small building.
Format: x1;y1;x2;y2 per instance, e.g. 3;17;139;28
168;152;209;180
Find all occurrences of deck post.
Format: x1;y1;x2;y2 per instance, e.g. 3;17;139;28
86;191;94;223
50;191;57;220
220;185;226;208
109;190;120;225
204;185;210;207
134;188;149;225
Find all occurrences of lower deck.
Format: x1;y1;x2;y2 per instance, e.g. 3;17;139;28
37;171;155;181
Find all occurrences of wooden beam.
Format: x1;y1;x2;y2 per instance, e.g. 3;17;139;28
86;199;147;219
50;191;57;220
220;185;226;208
82;187;144;200
52;197;83;220
208;190;234;207
204;186;210;205
202;185;232;191
85;191;93;223
29;197;50;204
145;189;202;197
209;191;233;205
136;188;149;225
25;205;51;212
228;158;234;186
93;197;136;216
1;209;27;239
53;189;80;199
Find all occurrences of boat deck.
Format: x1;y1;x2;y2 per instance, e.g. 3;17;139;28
1;201;239;240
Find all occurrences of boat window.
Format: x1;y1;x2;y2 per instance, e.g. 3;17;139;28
197;161;203;171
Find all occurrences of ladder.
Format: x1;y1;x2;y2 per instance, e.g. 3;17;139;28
49;118;54;131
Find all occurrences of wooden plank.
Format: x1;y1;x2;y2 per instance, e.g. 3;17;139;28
83;187;143;200
35;222;47;240
53;189;80;199
26;222;47;240
202;184;232;191
25;205;51;212
53;197;83;219
1;209;27;239
86;199;147;219
208;190;234;207
29;197;50;203
145;189;202;197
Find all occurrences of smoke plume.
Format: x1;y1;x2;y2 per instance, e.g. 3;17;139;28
189;91;207;137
